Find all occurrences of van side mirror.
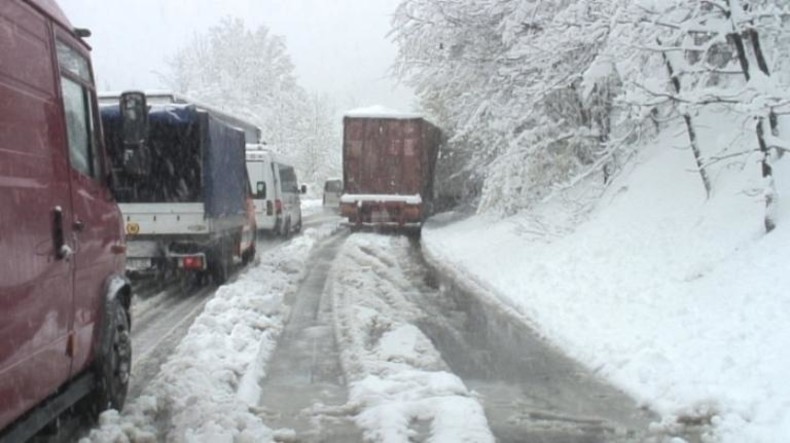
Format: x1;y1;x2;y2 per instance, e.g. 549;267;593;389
120;91;148;146
256;181;266;198
300;184;307;194
119;91;151;177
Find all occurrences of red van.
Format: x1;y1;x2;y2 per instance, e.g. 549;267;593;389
0;1;132;440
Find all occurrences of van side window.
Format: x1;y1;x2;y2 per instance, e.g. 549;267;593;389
56;40;101;179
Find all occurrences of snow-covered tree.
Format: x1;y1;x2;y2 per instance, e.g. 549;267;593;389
624;0;790;231
164;17;340;188
392;0;790;231
393;0;633;215
296;93;342;187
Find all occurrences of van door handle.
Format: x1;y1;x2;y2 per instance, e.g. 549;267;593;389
53;206;72;260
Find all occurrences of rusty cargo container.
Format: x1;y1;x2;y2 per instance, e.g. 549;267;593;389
340;107;441;231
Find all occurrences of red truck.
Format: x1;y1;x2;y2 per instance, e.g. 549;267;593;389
0;1;133;440
340;106;442;232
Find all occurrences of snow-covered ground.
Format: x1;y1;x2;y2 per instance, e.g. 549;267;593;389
422;113;790;442
82;219;494;442
301;198;324;218
82;223;339;443
328;235;494;443
80;113;789;442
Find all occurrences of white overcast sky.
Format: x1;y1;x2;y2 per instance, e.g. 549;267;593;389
58;0;415;113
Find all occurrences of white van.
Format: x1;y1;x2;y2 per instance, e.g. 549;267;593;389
246;145;305;236
323;178;343;208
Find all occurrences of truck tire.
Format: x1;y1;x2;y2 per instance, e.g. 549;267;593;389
242;244;256;266
211;241;231;285
87;296;131;416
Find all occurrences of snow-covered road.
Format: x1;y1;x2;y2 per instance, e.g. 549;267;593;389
255;233;360;441
128;284;214;401
79;212;694;442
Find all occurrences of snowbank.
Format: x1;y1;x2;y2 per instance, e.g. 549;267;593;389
82;224;338;443
423;117;790;442
328;235;495;443
300;198;323;217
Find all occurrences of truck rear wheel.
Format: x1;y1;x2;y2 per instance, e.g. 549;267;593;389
210;241;231;285
242;244;256;266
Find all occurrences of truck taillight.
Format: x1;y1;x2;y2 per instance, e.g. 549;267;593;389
341;203;356;218
403;205;421;221
181;256;204;270
275;199;283;215
266;200;274;216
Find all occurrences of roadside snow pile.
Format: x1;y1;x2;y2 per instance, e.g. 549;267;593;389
423;119;790;442
82;224;338;443
301;198;323;217
328;234;494;443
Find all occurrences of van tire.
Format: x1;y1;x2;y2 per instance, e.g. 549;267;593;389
281;217;291;238
88;297;131;416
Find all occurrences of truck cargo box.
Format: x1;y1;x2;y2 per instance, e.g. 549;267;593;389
101;104;248;221
101;102;252;283
341;106;441;228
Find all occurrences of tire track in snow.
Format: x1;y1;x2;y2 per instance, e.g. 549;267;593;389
328;234;496;443
256;232;361;442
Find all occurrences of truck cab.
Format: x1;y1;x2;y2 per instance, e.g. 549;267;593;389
0;0;132;440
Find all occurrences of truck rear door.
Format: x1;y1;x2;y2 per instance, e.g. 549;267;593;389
0;0;74;429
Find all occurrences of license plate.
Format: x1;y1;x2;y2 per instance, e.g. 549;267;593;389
126;258;152;270
372;209;390;223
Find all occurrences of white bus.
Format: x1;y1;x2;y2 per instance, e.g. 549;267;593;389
245;145;305;237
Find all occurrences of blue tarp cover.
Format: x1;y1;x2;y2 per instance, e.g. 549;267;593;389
101;104;247;218
202;112;247;218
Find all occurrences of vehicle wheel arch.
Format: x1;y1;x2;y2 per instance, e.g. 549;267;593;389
103;274;132;326
82;274;133;418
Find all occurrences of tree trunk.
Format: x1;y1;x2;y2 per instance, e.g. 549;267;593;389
658;38;711;198
747;28;781;157
728;24;776;232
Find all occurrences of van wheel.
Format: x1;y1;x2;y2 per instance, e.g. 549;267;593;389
281;217;291;238
88;297;131;416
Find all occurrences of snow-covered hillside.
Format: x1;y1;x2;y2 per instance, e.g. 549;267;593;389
422;112;790;442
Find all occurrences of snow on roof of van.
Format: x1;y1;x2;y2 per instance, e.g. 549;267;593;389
245;145;296;166
344;105;422;120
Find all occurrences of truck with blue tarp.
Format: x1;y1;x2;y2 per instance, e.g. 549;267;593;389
101;99;256;284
